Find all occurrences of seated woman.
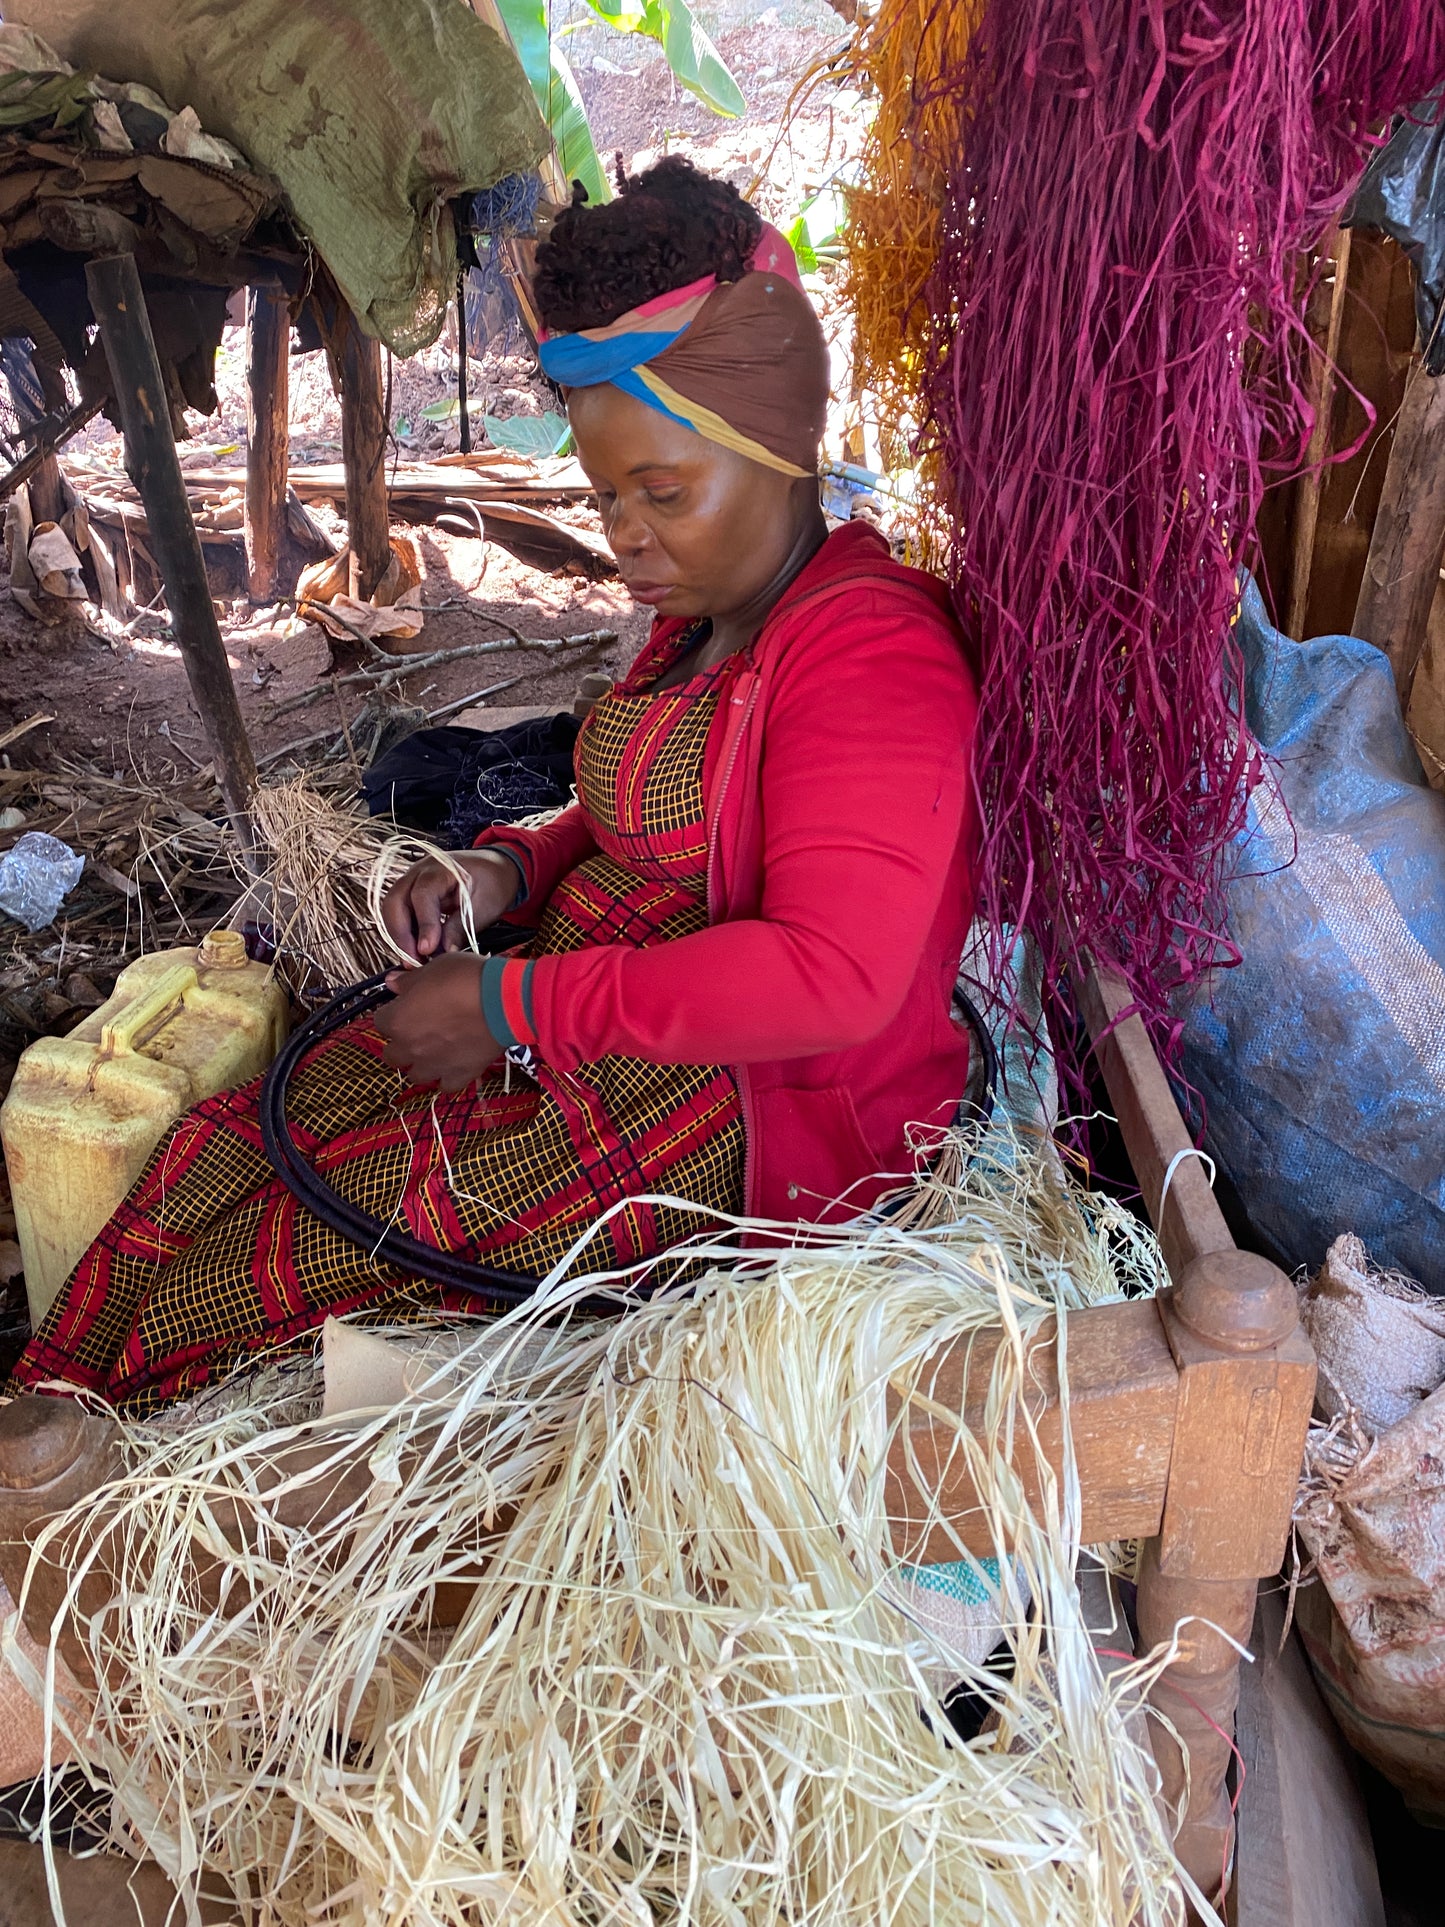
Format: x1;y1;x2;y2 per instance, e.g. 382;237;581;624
9;159;979;1415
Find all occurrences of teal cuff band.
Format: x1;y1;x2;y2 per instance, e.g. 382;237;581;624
492;846;528;910
480;956;512;1046
480;956;536;1048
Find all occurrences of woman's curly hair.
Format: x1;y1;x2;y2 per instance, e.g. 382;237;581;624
533;156;763;332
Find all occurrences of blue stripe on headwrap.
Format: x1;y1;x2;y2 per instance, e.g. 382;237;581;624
536;327;685;389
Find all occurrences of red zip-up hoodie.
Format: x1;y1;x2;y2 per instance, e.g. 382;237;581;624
479;521;979;1226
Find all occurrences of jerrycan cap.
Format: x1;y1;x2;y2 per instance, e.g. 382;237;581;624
198;928;248;970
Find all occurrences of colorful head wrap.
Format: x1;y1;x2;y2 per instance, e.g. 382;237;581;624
537;224;829;479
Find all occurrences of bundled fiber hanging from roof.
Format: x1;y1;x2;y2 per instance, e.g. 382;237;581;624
844;0;1445;1056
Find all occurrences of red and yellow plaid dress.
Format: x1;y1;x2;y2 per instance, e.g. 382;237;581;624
13;634;746;1412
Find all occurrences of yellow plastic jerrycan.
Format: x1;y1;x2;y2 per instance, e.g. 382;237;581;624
0;929;289;1329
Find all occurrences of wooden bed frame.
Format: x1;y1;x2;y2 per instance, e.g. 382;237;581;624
885;968;1381;1923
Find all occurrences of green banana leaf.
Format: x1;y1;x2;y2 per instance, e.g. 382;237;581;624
491;0;610;206
583;0;745;118
484;410;573;458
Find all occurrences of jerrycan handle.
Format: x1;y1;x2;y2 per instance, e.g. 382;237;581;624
101;963;198;1055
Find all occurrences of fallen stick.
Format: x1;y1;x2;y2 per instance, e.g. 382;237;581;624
424;672;528;721
269;627;616;717
0;713;55;754
257;713;372;770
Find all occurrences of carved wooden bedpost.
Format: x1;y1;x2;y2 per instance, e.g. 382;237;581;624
1081;971;1315;1907
1137;1251;1312;1899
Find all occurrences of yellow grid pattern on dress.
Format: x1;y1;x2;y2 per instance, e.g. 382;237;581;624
50;1028;743;1414
579;678;721;863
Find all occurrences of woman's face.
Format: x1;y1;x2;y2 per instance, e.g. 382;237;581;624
569;382;814;622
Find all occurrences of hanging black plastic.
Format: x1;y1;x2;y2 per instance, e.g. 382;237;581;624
1346;91;1445;375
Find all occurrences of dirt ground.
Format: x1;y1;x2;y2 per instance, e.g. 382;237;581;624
0;7;864;776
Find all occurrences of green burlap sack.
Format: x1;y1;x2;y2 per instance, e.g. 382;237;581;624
11;0;547;353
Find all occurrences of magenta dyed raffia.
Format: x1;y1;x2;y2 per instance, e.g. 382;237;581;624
918;1;1445;1059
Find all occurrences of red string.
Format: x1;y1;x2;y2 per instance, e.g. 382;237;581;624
1097;1644;1248;1903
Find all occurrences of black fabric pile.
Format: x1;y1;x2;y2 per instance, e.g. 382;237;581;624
361;715;581;848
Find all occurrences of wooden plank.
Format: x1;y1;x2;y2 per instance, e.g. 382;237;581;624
1078;966;1233;1280
84;253;257;853
1299;233;1419;640
244;285;290;601
1286;227;1352;641
1351;359;1445;705
884;1296;1178;1562
1231;1581;1385;1927
109;460;597;504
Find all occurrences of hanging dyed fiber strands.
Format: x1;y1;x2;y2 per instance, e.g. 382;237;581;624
843;0;1445;1053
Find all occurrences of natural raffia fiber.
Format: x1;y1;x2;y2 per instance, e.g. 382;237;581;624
842;0;1445;1058
17;1140;1214;1926
247;776;567;992
841;0;983;505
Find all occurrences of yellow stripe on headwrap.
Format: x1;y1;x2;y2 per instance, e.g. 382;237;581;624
635;367;814;479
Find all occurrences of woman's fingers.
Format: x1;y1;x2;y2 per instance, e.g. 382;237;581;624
373;953;498;1088
381;862;458;960
380;881;420;961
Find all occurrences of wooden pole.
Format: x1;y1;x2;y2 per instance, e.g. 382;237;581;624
1352;362;1445;706
456;269;472;457
336;308;390;601
84;253;258;850
1286;227;1352;641
244;286;291;602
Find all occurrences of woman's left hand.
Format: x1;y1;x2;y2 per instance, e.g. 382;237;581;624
374;954;501;1091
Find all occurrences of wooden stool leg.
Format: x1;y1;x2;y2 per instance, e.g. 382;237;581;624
1136;1540;1256;1901
1146;1251;1313;1912
85;252;259;853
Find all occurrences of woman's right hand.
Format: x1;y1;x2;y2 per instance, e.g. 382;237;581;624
381;850;522;962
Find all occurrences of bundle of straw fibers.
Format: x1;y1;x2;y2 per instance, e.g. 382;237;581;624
840;0;982;491
19;1151;1206;1926
248;774;570;993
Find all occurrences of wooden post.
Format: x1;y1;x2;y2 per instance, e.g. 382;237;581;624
1286;227;1352;641
84;253;258;849
1352;363;1445;705
244;286;291;602
456;269;472;457
336;308;390;601
26;453;65;528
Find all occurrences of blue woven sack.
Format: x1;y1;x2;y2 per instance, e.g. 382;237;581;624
1178;577;1445;1286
